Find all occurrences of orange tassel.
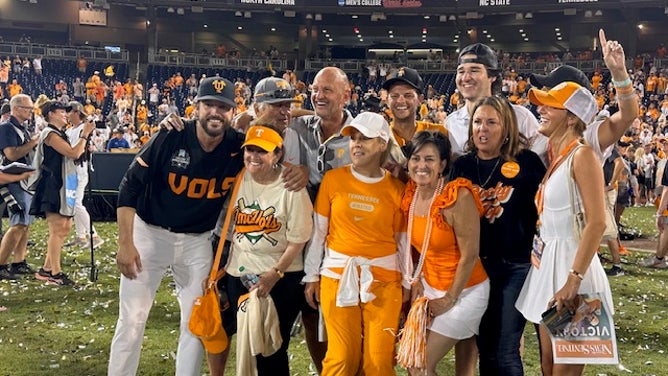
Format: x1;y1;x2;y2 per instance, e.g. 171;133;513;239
396;296;430;369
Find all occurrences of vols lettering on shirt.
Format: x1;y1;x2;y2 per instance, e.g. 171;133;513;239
167;172;235;199
474;182;515;224
233;199;282;245
118;122;245;234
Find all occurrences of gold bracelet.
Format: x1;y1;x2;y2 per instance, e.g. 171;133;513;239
273;267;284;278
569;268;584;280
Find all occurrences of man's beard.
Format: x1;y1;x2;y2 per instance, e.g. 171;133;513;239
199;116;230;138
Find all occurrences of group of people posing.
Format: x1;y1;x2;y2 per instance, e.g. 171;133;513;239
108;29;638;376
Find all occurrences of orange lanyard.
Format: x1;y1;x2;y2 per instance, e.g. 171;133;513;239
535;139;581;220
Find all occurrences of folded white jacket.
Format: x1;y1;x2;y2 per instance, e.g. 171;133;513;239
236;289;283;376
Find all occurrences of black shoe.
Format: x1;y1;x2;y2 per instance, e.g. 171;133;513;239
606;265;625;277
0;264;17;280
35;267;52;282
47;272;75;286
26;240;36;247
11;260;35;275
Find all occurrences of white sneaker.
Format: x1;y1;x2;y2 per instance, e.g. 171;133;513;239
72;237;88;248
639;255;668;268
92;235;105;249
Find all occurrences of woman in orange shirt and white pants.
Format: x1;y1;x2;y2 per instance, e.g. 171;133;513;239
303;112;408;375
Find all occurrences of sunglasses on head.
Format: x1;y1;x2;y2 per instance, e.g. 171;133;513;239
317;143;328;173
257;89;296;100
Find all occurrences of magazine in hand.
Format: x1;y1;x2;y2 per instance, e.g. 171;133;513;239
0;162;35;175
540;293;618;365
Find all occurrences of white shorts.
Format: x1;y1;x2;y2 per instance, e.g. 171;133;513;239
423;278;490;340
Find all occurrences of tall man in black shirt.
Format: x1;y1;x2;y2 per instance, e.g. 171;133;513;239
109;77;244;376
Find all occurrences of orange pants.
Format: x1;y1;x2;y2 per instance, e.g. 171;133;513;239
320;275;402;376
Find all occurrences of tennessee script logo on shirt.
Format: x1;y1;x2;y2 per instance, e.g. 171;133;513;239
233;198;282;246
473;182;515;224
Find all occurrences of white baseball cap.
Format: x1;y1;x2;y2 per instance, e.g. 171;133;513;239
341;112;390;142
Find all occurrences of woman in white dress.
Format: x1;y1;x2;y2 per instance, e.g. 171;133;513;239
515;82;614;376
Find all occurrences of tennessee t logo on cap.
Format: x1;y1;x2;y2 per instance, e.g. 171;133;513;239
212;79;226;93
242;125;283;152
274;80;289;90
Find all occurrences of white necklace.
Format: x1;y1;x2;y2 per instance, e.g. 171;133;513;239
405;177;445;286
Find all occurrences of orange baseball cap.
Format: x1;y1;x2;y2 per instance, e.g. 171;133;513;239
242;125;283;152
200;327;228;354
529;81;598;125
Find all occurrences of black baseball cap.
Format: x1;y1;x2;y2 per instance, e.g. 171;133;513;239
458;43;498;70
40;100;72;116
195;77;236;108
382;67;424;94
254;77;298;104
529;65;593;91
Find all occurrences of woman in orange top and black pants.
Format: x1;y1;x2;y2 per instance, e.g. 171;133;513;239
401;131;489;375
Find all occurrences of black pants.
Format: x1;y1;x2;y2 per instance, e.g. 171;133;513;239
477;259;531;376
224;271;304;376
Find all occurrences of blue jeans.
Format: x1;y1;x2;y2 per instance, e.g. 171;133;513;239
477;259;531;376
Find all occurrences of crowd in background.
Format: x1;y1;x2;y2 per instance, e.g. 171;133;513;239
0;42;665;153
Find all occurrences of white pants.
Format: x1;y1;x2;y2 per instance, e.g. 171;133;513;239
108;215;212;376
73;165;96;238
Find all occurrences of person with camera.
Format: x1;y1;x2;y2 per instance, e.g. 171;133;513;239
64;101;104;249
30;100;95;286
0;94;39;280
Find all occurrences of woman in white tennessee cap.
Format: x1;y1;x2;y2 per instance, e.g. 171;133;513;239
516;82;614;375
303;111;407;375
